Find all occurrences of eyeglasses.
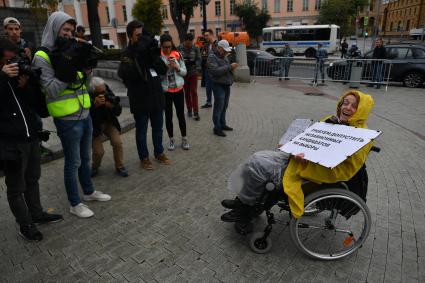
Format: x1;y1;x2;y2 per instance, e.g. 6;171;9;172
162;46;172;49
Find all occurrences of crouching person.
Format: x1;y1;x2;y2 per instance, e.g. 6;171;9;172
0;38;63;241
89;77;128;177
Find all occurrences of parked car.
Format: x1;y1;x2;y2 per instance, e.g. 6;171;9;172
327;43;425;88
246;49;280;76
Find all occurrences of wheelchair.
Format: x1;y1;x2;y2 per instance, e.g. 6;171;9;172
228;147;380;261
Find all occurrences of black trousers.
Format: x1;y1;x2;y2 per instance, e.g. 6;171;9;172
165;89;187;138
2;140;43;226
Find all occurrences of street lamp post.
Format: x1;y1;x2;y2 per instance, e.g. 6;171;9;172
201;0;211;31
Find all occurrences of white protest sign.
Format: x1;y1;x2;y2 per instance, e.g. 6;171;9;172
279;122;381;168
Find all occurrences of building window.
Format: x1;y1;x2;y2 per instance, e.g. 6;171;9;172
216;27;222;36
161;5;168;19
230;0;236;14
261;0;268;10
315;0;321;10
406;19;410;31
122;5;127;22
287;0;293;12
303;0;308;11
215;1;221;16
189;29;195;34
274;0;280;12
106;7;110;23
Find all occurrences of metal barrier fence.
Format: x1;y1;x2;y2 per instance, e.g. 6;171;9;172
253;57;392;89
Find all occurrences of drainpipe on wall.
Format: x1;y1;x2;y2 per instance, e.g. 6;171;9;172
224;0;227;31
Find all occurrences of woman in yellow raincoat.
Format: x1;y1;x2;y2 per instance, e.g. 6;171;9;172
221;90;374;222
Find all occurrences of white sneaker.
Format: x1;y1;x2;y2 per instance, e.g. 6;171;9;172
70;203;94;218
168;138;175;151
83;191;111;202
182;137;190;150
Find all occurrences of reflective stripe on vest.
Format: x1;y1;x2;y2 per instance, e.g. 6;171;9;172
35;50;91;118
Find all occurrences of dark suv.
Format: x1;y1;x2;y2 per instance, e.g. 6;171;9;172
327;43;425;88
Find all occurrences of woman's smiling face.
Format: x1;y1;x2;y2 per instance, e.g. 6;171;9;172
339;94;358;123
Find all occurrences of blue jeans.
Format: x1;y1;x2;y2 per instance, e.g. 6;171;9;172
54;116;94;207
372;61;384;84
212;83;231;131
314;60;325;82
133;110;164;160
205;71;213;104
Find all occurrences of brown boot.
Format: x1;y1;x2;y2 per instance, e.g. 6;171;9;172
155;153;171;165
141;158;154;170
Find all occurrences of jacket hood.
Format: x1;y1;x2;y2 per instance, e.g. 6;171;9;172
41;11;75;51
337;90;374;128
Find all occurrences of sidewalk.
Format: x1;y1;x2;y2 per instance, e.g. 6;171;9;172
1;78;424;282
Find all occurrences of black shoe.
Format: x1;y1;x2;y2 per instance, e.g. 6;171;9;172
91;168;98;177
285;78;289;80
322;80;325;84
222;125;233;131
214;129;226;137
33;212;64;225
193;113;200;121
221;208;253;223
221;197;243;209
19;224;43;242
279;78;282;81
201;103;212;109
116;167;129;177
187;111;193;118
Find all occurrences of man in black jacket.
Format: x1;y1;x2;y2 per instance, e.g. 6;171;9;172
89;77;128;177
0;38;63;242
118;21;171;170
370;38;387;89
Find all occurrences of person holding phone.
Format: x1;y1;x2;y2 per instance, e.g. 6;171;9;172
160;34;190;151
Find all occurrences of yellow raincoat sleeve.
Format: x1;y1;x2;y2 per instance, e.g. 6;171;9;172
283;91;375;219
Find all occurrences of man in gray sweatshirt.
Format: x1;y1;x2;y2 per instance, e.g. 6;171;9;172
207;40;237;137
32;11;111;218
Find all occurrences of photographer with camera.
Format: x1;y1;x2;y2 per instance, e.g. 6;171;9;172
89;77;128;178
32;12;111;219
0;38;63;242
178;33;202;121
118;20;171;170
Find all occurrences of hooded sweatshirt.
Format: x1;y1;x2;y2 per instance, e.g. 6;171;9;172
32;11;88;120
283;91;375;218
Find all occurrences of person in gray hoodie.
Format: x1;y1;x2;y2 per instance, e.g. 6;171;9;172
207;39;237;137
32;11;111;219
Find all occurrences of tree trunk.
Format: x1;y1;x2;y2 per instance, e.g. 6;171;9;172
169;2;190;43
86;0;103;49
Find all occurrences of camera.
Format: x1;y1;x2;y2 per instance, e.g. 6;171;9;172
104;88;120;105
38;130;50;142
133;33;161;67
7;56;41;79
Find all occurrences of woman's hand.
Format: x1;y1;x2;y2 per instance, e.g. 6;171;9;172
169;58;180;71
293;153;308;166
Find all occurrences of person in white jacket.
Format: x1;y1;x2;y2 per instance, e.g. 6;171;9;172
160;34;190;151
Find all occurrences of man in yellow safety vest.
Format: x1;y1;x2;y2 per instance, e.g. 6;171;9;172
32;11;111;218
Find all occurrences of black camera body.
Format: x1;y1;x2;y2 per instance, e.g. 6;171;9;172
49;37;102;83
38;130;50;142
7;56;41;79
133;33;161;68
103;87;120;105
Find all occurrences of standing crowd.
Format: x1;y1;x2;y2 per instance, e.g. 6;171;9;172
0;12;238;241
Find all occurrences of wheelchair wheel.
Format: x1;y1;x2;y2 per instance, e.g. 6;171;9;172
249;232;272;254
289;189;371;260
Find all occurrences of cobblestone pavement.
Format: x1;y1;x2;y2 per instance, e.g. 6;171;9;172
1;79;424;282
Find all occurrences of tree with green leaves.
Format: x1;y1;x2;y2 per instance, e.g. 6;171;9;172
317;0;368;36
132;0;163;35
234;0;271;45
169;0;199;43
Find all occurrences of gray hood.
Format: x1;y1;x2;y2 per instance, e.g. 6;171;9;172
41;11;75;51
